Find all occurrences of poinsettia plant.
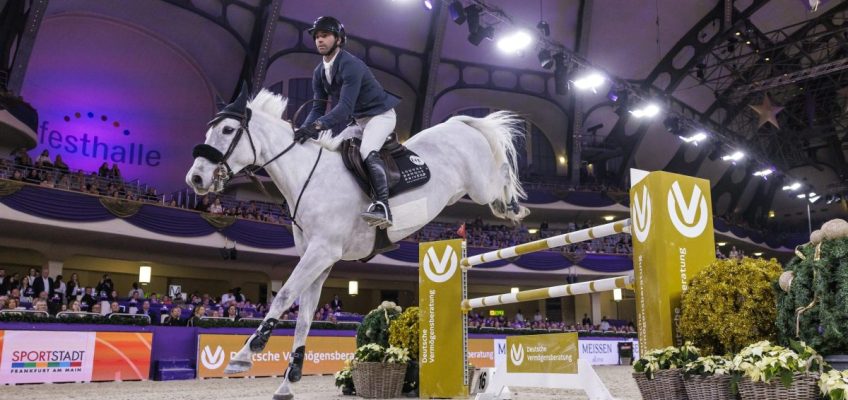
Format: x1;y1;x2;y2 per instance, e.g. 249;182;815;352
682;355;734;378
354;343;411;364
731;340;825;388
633;341;700;379
820;369;848;400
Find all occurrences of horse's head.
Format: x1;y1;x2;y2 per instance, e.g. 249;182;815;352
187;84;261;195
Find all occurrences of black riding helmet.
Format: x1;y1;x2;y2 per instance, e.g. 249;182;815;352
308;16;346;44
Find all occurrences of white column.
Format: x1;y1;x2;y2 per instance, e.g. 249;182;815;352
44;260;63;279
270;280;283;300
591;292;602;328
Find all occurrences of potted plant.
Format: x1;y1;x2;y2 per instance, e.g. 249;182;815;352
682;355;737;400
356;301;402;348
335;359;355;395
819;369;848;400
351;343;410;399
732;340;825;399
388;306;419;396
632;342;700;400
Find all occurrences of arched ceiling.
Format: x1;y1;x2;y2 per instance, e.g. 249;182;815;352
10;0;848;230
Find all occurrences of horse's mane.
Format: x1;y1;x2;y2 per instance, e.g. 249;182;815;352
247;89;288;121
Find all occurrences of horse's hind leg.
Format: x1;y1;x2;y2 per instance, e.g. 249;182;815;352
225;243;339;375
272;268;332;400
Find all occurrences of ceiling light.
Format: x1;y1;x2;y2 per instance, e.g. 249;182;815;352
573;72;606;92
602;215;615;221
468;25;494;46
536;20;550;36
753;168;774;177
782;182;801;191
797;193;806;199
538;49;554;69
528;228;538;234
721;151;745;162
753;252;763;257
630;103;661;118
497;30;533;54
448;1;466;24
423;0;433;10
681;132;707;144
717;242;727;247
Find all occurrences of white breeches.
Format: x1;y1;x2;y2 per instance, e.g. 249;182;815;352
355;109;396;160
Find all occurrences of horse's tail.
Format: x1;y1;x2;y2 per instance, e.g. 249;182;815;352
452;111;530;223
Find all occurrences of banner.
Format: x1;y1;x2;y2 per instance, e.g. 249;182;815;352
196;334;354;378
0;330;151;384
630;170;715;351
578;340;620;365
468;338;495;368
506;333;578;374
419;239;467;398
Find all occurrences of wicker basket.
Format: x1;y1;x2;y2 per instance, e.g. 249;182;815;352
633;369;689;400
683;374;738;400
352;362;406;399
738;373;820;400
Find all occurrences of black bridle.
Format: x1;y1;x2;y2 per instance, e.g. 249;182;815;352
191;100;328;231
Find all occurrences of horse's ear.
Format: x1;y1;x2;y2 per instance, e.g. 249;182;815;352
215;95;227;111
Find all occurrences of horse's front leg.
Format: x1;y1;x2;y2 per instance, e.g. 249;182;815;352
272;268;332;400
224;242;339;375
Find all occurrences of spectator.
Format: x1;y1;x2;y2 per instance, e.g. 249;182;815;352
13;147;32;166
54;154;69;173
95;273;113;298
81;287;97;310
226;304;240;321
92;303;102;315
533;309;543;322
66;273;83;301
54;274;66;303
35;150;52;168
128;282;145;298
600;316;610;331
581;313;592;326
514;309;525;323
110;163;121;180
70;300;82;312
20;277;34;302
106;301;121;316
331;294;343;311
187;305;206;327
0;268;7;296
129;291;142;304
32;267;54;299
34;299;49;314
138;300;152;317
233;287;245;303
27;267;37;285
9;169;23;181
163;306;184;326
209;198;224;214
221;289;235;305
195;196;211;212
211;310;221;318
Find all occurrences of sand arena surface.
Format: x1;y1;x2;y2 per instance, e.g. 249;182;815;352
1;366;642;399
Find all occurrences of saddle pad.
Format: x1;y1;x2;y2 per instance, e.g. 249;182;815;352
389;147;430;196
340;137;430;197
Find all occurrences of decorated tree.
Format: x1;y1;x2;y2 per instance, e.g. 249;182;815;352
679;256;782;355
776;219;848;355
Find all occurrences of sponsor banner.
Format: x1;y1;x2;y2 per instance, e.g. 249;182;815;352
196;334;354;378
578;340;619;365
0;330;96;384
631;170;715;350
468;338;495;368
506;333;578;374
91;332;152;382
419;239;467;398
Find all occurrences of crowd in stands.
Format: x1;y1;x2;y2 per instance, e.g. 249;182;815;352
466;309;637;333
412;218;633;255
0;266;352;326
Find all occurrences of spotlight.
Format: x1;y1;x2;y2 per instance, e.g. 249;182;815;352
538;49;554;69
782;182;801;191
707;145;722;161
468;25;494;46
808;192;821;204
497;30;533;54
424;0;433;10
753;168;774;178
721;151;745;162
681;132;707;144
448;0;466;24
536;20;550;37
630;103;660;118
465;4;482;34
572;72;606;92
553;53;570;95
663;116;682;134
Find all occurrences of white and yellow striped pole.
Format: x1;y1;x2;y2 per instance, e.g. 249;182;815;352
461;275;633;311
460;219;631;268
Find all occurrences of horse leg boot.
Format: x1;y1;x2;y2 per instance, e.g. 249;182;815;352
360;151;392;228
224;318;279;374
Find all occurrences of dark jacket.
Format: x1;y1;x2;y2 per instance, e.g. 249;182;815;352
32;277;54;299
303;50;400;130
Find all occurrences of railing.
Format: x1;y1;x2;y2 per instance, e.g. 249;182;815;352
0;309;49;317
107;313;151;323
56;311;102;319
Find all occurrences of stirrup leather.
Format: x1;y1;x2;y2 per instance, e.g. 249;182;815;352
248;318;279;352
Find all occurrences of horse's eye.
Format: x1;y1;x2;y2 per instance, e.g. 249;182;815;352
222;126;235;135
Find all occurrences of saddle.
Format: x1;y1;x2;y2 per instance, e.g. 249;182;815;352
339;131;431;262
340;133;431;197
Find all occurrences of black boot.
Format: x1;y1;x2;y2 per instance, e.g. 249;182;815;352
248;318;279;352
361;151;392;228
284;345;306;382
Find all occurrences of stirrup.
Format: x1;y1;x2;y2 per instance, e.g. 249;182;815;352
361;201;392;228
284;346;306;382
248;318;279;352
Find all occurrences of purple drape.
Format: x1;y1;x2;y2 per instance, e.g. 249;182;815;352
1;186;114;221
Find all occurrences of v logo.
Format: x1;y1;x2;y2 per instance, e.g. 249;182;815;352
200;345;225;370
667;181;709;238
422;244;458;283
632;186;652;243
510;344;525;366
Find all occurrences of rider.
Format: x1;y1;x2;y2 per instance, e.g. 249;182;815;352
294;16;400;229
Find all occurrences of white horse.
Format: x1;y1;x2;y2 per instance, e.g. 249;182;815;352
186;88;528;399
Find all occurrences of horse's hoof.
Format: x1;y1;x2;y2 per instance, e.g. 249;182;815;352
248;318;279;352
272;394;293;400
223;359;252;375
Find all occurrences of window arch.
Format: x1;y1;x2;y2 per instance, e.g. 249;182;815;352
450;108;528;174
530;123;557;176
